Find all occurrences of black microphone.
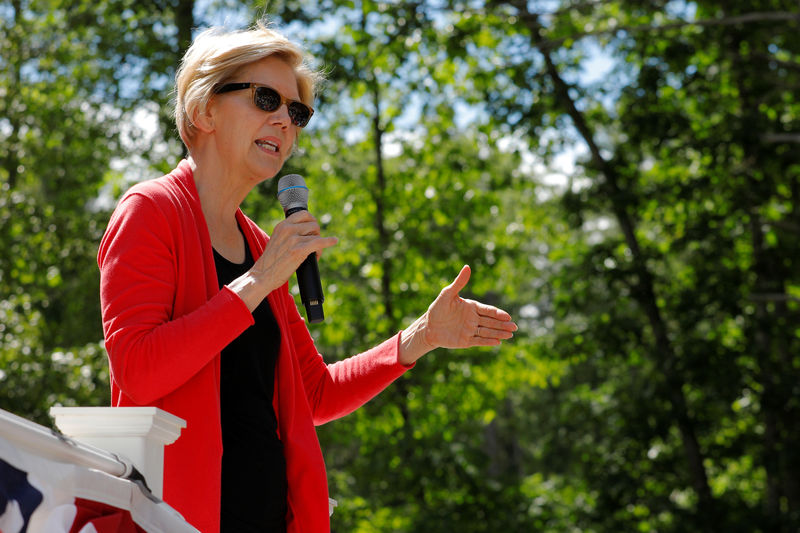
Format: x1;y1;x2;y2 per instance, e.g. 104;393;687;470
277;174;325;324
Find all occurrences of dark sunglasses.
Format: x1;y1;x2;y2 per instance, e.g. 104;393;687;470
215;82;314;128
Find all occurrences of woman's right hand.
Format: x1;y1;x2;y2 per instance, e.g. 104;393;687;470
229;210;338;311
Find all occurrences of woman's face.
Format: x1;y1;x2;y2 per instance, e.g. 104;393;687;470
208;56;301;183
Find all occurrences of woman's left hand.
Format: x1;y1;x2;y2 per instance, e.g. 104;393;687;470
399;265;518;365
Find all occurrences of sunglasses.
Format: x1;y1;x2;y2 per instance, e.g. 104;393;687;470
215;82;314;128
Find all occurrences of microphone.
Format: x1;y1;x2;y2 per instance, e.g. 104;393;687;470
277;174;325;324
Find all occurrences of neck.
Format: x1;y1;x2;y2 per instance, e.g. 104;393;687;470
187;153;253;262
188;153;251;230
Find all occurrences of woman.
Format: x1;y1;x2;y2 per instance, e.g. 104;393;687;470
98;21;517;533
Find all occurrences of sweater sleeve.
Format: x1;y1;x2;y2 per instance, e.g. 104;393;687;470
98;192;254;405
279;290;414;425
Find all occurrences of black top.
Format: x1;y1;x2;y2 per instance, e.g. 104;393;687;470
214;240;287;533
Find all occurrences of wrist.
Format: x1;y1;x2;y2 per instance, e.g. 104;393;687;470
399;312;435;366
228;271;275;312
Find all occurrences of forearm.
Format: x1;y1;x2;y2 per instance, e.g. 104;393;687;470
307;333;412;424
104;286;253;404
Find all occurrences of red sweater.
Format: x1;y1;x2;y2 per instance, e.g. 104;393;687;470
98;160;412;533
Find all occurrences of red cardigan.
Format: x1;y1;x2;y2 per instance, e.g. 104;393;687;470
98;160;412;533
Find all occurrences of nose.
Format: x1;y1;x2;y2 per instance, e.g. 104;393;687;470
268;103;292;128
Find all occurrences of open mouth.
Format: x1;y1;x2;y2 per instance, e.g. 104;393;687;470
255;139;279;152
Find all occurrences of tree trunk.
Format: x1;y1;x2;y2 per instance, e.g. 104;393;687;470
511;2;719;527
174;0;194;59
371;84;396;331
173;0;194;157
729;24;799;529
5;0;23;189
359;8;418;485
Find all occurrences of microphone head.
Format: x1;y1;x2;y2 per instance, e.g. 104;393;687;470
277;174;309;212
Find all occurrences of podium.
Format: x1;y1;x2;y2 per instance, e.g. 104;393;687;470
50;406;186;499
0;406;197;532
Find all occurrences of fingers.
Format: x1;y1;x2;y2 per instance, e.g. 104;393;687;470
473;300;513;322
275;212;337;252
285;218;322;238
308;232;339;251
470;298;517;330
470;335;503;347
252;213;337;279
284;210;330;239
444;265;471;296
313;236;339;259
474;323;516;341
285;234;338;263
477;314;518;333
285;209;316;223
472;301;518;343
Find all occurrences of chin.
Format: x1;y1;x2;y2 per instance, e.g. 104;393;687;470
247;160;283;183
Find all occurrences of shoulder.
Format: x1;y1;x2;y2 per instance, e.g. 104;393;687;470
113;162;197;224
98;161;205;267
121;170;184;209
101;164;198;251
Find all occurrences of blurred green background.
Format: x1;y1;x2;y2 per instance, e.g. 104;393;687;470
2;1;799;531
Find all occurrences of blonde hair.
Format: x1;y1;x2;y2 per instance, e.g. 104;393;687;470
174;20;322;148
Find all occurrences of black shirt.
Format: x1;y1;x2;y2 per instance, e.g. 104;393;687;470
214;241;287;532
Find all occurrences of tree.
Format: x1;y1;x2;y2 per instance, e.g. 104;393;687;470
5;0;798;530
0;0;198;422
429;0;800;530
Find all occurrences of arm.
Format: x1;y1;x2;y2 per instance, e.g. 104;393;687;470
98;193;254;405
286;266;516;425
281;291;410;425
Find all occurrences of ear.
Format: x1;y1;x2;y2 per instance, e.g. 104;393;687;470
192;98;216;134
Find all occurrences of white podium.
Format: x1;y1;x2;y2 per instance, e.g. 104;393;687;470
50;406;186;499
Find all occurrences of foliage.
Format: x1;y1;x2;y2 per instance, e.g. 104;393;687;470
0;0;197;422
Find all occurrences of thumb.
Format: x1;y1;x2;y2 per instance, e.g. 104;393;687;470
444;265;471;296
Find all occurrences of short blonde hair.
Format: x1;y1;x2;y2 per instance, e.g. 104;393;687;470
174;21;322;148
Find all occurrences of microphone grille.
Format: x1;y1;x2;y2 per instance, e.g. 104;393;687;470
277;174;309;210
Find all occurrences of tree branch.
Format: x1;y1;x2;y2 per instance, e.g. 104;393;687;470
505;0;720;522
490;5;800;51
598;11;800;37
752;52;800;72
762;133;800;144
749;293;800;304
